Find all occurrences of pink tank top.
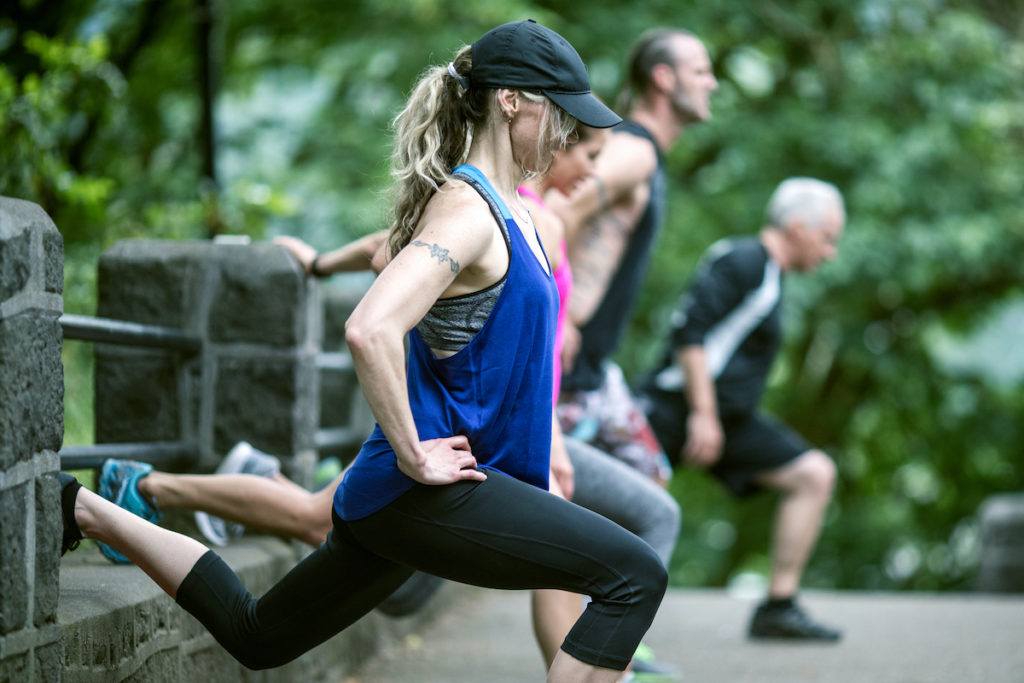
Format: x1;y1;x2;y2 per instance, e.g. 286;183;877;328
518;186;573;403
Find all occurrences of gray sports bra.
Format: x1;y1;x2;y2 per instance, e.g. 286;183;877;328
415;172;510;352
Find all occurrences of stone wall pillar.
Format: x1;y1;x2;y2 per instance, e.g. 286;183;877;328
976;493;1024;593
0;197;65;680
94;241;321;478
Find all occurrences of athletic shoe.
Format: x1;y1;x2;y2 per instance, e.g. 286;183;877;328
631;641;680;681
748;602;842;641
194;442;280;546
97;459;162;563
58;472;83;555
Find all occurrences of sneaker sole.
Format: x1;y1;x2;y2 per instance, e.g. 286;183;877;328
194;510;229;546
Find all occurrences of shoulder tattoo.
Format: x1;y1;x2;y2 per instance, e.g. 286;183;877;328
411;240;460;274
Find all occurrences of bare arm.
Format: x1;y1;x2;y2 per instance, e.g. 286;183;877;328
275;231;388;276
552;134;658;327
549;414;574;500
345;188;496;485
550;133;656;246
565;208;635;326
678;345;724;467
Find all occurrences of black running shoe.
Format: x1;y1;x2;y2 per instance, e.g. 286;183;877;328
748;602;842;641
58;472;83;555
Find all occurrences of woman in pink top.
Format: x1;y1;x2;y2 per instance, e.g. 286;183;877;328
519;126;682;676
519;124;607;405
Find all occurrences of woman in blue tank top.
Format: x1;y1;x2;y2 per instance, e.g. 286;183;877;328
58;20;666;681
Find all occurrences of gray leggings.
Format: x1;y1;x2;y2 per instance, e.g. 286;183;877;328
566;437;681;567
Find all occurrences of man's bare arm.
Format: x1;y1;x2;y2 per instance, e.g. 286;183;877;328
678;345;724;467
566;208;636;324
554;133;658;327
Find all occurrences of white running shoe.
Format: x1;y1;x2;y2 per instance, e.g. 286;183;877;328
194;442;281;546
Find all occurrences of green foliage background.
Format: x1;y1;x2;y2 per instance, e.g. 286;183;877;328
3;0;1022;592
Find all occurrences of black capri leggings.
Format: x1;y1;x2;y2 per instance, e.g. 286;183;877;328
175;469;667;671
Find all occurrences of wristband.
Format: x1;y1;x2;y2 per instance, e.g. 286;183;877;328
310;254;327;278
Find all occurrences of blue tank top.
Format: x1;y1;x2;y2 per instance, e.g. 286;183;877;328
336;164;558;520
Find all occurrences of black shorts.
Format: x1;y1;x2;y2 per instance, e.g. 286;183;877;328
643;389;811;497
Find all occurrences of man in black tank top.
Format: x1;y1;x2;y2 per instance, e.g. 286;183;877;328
549;29;717;486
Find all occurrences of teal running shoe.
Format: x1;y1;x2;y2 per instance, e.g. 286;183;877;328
97;459;161;563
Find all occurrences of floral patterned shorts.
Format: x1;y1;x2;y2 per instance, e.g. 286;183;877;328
557;362;673;485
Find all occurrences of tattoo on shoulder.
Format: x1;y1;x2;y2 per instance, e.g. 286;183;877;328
411;240;460;274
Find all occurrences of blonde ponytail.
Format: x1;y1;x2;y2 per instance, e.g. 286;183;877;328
388;46;486;258
387;46;578;258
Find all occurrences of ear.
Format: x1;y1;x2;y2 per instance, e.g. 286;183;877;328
785;217;809;240
650;63;676;93
496;88;518;117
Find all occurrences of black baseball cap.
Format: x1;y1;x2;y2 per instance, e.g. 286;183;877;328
469;20;621;129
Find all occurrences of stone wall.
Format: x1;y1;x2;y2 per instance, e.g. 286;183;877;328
0;208;464;681
0;197;66;681
94;240;322;480
57;536;466;682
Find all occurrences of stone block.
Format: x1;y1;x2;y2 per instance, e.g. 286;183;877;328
977;493;1024;592
94;350;181;444
34;473;61;626
0;228;30;302
34;641;62;683
213;354;314;456
207;243;307;347
0;651;27;682
0;197;62;300
322;286;365;350
97;241;203;329
122;648;180;683
0;484;28;634
179;645;245;682
319;367;356;429
0;314;64;468
43;228;63;295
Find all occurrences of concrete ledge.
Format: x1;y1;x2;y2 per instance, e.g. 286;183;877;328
57;536;466;681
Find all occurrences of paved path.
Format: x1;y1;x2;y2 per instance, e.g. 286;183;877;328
348;587;1024;682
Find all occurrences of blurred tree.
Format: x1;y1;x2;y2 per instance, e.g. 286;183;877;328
617;0;1024;591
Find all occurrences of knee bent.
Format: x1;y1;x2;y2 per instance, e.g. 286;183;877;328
227;632;305;670
662;495;682;536
778;451;836;504
237;651;298;671
613;541;669;611
807;450;837;496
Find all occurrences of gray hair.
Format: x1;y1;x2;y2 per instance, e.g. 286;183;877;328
765;177;845;230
